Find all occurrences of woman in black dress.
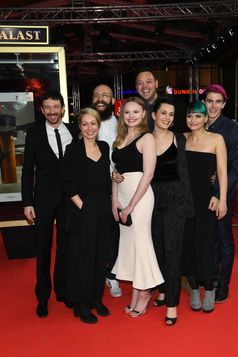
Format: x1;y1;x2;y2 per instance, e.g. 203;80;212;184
182;100;227;313
61;107;112;324
151;96;194;326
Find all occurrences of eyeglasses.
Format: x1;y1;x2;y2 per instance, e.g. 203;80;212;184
92;93;112;100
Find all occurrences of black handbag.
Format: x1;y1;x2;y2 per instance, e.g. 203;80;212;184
117;208;132;226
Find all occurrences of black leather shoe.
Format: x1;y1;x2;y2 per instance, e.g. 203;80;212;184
56;296;74;309
215;287;229;303
36;301;48;318
74;304;98;324
91;301;110;317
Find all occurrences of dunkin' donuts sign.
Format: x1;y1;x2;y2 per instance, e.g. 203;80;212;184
0;26;48;44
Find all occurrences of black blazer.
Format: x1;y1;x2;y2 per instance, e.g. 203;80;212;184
175;132;195;218
21;121;79;208
61;138;111;233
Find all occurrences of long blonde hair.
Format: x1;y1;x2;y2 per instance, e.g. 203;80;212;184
113;96;148;148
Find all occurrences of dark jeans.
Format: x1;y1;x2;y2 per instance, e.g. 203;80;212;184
214;190;235;291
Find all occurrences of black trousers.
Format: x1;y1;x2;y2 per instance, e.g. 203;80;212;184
152;180;185;307
34;200;67;302
67;193;111;304
214;190;236;291
106;217;120;279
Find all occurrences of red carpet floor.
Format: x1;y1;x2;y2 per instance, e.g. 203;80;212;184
0;224;238;357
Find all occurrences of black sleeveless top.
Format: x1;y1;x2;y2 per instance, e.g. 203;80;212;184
153;136;180;182
112;135;143;174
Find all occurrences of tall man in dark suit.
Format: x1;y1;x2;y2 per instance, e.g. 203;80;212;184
203;84;238;302
21;90;78;317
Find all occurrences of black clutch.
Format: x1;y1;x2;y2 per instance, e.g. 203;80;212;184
117;209;132;226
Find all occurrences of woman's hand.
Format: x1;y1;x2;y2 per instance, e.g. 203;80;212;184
216;200;227;220
112;198;122;221
78;201;83;209
112;171;124;184
208;196;219;211
119;205;133;224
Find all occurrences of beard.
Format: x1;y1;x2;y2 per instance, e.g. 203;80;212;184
91;101;114;121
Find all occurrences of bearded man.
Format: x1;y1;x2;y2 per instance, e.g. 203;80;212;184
91;84;122;298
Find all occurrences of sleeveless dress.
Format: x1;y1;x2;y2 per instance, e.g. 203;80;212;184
151;136;187;306
182;151;217;282
111;135;164;290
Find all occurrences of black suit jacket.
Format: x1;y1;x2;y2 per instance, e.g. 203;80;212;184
61;138;111;233
21;121;79;208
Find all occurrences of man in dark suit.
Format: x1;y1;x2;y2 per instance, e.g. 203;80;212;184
21;90;78;318
203;84;238;302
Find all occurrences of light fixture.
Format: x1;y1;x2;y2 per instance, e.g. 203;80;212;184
16;63;24;72
0;59;55;64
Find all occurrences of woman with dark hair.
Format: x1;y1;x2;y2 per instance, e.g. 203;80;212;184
182;100;227;313
151;96;194;326
111;96;164;318
61;107;112;324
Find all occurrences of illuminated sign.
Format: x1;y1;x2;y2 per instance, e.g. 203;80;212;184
166;87;205;95
0;26;49;45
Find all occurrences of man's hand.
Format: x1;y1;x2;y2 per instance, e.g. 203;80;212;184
112;171;124;184
24;206;36;223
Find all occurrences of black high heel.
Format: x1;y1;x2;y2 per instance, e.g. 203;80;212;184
153;298;166;307
165;316;177;326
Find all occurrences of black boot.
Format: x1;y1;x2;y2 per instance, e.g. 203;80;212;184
74;303;98;323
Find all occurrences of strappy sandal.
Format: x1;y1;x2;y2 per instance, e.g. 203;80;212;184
129;309;146;318
124;305;133;313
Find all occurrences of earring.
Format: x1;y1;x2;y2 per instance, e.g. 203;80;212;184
170;122;174;127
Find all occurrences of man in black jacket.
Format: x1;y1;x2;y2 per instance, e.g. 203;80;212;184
21;90;78;317
203;84;238;302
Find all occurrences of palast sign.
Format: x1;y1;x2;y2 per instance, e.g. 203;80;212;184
0;26;49;45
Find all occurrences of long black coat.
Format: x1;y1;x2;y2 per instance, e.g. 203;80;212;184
61;138;111;234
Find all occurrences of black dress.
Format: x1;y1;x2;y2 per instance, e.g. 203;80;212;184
151;134;192;307
182;151;217;284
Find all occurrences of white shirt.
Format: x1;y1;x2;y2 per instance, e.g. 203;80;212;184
97;113;118;170
46;121;73;159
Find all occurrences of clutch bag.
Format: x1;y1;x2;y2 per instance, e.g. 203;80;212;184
117;209;132;226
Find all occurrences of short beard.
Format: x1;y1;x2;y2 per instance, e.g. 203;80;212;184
91;102;114;121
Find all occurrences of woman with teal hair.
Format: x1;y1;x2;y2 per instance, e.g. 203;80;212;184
182;100;227;313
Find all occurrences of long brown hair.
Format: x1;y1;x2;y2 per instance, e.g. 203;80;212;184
113;96;148;148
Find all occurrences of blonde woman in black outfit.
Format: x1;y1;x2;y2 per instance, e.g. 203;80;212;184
61;108;112;324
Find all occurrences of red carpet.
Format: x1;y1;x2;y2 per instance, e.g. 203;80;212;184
0;224;238;357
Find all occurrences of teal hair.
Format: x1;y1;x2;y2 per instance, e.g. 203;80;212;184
186;100;207;116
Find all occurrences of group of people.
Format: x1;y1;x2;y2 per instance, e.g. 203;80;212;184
21;69;238;327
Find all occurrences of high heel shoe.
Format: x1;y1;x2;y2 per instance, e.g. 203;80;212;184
129;291;151;318
153;298;166;307
124;305;133;313
165;316;177;326
130;309;146;318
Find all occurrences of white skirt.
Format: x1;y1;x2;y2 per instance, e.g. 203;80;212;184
112;172;164;290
